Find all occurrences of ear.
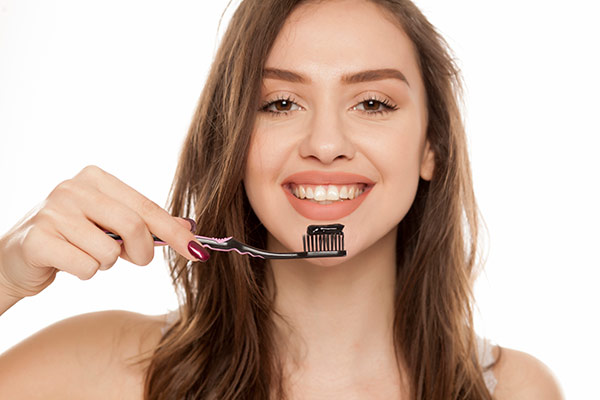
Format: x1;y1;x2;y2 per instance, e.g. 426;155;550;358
419;140;435;181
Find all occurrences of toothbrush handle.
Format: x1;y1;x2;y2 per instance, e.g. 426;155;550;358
104;231;167;245
105;232;346;259
194;236;345;259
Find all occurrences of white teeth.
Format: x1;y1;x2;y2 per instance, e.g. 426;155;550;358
314;185;327;201
290;183;366;201
339;186;348;199
299;185;306;199
305;187;314;199
326;185;339;201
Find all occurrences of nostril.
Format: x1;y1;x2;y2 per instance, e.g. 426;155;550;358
298;126;356;164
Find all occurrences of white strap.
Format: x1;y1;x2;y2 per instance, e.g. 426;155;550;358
477;336;498;394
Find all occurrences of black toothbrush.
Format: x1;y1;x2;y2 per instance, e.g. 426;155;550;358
106;223;346;259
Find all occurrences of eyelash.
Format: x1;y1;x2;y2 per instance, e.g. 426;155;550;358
259;95;301;117
354;95;399;115
259;95;399;116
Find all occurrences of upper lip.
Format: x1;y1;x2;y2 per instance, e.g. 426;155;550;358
281;170;376;186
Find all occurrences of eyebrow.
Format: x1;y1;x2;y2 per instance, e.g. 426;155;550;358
263;67;410;87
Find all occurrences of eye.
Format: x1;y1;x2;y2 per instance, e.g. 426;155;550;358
260;96;302;115
352;97;398;114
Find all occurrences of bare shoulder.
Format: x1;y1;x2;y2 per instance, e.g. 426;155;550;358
492;346;564;400
0;310;166;400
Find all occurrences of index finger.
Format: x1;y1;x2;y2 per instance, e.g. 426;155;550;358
81;167;209;261
131;197;209;262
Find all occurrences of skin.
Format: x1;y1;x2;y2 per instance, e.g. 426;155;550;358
0;0;564;398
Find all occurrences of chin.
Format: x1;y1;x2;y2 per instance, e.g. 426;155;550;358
301;256;352;268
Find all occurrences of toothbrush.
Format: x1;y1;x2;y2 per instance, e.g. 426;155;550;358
106;223;346;259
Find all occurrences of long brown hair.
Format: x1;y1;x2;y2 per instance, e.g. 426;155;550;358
144;1;496;398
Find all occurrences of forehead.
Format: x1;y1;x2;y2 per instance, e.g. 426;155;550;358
265;0;421;82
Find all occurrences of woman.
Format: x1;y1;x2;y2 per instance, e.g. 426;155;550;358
0;0;562;398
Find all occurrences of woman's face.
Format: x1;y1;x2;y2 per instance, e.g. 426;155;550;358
244;0;434;263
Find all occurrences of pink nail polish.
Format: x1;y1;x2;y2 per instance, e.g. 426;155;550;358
188;241;209;262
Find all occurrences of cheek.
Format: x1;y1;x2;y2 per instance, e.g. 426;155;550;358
363;119;425;184
364;124;425;218
244;132;270;204
245;122;296;177
243;129;290;221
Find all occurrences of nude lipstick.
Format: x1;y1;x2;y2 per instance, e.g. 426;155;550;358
281;171;374;220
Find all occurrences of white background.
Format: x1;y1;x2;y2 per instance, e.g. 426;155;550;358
1;0;598;398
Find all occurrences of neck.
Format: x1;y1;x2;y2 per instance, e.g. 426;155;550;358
268;227;399;381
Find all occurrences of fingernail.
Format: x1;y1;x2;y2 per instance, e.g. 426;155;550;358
188;240;209;262
183;217;197;233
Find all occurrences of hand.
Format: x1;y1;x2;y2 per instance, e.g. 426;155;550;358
0;165;208;301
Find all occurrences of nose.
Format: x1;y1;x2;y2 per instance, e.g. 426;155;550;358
298;108;356;164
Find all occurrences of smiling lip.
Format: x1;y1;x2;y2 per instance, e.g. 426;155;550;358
281;171;375;221
282;171;375;186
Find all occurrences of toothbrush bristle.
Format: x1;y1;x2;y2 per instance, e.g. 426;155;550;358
302;224;345;252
